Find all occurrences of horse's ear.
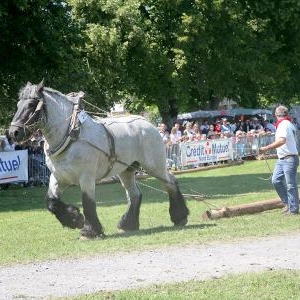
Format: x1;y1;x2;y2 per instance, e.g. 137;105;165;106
36;79;44;93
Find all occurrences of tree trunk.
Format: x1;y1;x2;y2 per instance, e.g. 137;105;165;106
202;199;284;220
157;98;177;129
205;91;222;110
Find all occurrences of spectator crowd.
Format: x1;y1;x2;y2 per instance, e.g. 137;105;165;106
1;115;300;186
0;129;48;188
158;116;300;146
0;129;44;154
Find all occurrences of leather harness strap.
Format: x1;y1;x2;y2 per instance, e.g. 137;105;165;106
98;124;117;179
38;97;119;177
47;104;81;157
10;99;44;129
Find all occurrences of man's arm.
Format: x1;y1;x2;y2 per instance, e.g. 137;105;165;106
259;137;285;154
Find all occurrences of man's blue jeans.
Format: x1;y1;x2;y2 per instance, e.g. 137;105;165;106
272;156;299;213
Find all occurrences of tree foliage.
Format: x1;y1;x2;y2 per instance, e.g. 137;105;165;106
237;0;300;105
1;0;300;127
0;0;81;125
69;0;300;126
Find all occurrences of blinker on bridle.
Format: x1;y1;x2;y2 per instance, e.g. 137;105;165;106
11;97;44;129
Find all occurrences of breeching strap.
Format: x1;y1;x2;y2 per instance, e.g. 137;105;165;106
99;124;117;179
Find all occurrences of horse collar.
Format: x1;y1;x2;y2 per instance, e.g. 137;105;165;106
47;104;82;157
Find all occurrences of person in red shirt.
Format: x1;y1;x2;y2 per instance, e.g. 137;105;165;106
214;120;221;133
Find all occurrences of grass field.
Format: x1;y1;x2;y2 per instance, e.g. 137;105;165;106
68;270;300;300
2;158;300;299
0;159;299;266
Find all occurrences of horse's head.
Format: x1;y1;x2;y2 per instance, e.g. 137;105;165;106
9;80;45;141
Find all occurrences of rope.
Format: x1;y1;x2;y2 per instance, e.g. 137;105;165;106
81;99;109;115
84;111;107;116
258;154;273;181
136;177;216;208
137;180;168;195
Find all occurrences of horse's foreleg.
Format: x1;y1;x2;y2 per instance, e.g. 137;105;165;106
117;170;142;231
46;174;84;229
79;178;104;238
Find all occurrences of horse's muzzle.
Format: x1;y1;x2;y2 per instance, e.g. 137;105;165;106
9;125;25;141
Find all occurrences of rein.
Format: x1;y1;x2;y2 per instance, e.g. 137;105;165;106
11;89;80;157
26;99;45;126
11;99;44;129
10;98;45;142
258;154;273;181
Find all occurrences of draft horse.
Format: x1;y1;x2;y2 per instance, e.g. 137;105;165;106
9;81;189;238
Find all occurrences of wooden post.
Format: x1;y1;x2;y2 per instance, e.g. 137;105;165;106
202;199;285;220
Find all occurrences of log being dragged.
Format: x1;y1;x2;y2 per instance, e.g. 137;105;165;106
202;199;285;220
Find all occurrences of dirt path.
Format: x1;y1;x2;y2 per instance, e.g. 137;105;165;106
1;232;300;299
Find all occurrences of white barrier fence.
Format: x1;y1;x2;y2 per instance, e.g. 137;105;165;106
0;150;28;184
166;134;277;169
27;153;50;186
0;151;50;186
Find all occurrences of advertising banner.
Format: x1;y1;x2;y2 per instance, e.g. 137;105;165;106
0;150;28;183
180;139;233;166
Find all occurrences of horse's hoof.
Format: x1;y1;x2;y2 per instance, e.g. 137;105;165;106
79;228;106;240
79;233;106;240
117;226;139;233
174;218;188;226
76;213;85;229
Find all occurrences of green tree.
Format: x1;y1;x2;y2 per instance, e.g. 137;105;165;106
236;0;300;105
4;0;300;128
70;0;200;127
69;0;280;126
0;0;81;126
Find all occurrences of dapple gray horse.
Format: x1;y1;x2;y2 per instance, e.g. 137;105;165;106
9;81;189;238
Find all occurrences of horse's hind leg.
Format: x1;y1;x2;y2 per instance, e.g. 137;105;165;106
165;172;189;226
117;168;142;231
46;174;84;229
150;169;189;226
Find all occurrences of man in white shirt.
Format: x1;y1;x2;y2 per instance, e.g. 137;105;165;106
174;123;182;140
259;105;299;215
159;123;170;144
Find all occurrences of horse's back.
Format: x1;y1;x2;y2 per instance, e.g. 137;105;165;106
94;115;166;168
95;115;160;140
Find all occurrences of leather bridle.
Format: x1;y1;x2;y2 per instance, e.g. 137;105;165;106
11;98;45;129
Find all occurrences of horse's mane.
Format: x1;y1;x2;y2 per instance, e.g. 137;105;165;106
19;82;36;100
19;82;65;101
19;83;81;105
44;87;68;101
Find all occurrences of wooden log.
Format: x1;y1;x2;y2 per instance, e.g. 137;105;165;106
202;199;285;220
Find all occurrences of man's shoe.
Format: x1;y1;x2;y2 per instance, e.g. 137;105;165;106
281;205;289;214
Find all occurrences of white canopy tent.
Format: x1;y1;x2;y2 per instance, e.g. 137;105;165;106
177;108;273;121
